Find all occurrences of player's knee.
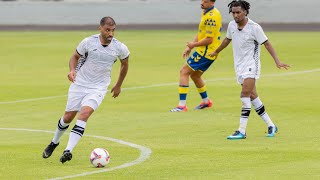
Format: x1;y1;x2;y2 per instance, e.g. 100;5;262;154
190;73;201;81
78;109;94;121
180;66;191;76
179;69;187;76
63;112;76;123
250;93;258;100
241;90;251;97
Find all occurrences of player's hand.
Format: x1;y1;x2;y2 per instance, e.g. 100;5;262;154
67;70;76;82
182;47;191;59
209;51;218;57
276;61;290;70
111;85;121;98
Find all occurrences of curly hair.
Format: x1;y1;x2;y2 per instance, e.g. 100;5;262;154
228;0;251;14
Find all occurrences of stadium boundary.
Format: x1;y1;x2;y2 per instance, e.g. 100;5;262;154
0;23;320;31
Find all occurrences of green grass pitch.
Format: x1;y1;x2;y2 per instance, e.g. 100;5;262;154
0;30;319;179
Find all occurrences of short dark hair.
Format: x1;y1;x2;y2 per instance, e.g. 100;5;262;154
228;0;251;14
211;0;216;2
100;16;116;26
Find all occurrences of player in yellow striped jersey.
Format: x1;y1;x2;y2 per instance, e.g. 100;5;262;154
170;0;222;112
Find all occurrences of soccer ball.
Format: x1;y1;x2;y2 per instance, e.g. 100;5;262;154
90;148;110;168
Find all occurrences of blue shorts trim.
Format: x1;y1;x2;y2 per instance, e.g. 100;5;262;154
186;52;214;72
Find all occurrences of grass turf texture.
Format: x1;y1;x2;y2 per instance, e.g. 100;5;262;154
0;30;319;179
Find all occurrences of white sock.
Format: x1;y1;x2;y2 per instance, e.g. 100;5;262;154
202;97;209;103
66;120;87;152
238;97;251;134
178;100;187;106
251;97;275;127
52;117;70;144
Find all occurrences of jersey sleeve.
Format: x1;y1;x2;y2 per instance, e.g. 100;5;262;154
226;22;232;40
253;24;268;45
76;38;88;56
118;43;130;60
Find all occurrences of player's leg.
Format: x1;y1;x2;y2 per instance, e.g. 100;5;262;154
170;63;192;112
60;91;104;163
191;71;213;110
60;106;94;163
250;86;278;137
191;55;214;110
52;112;76;144
42;112;77;158
43;84;82;159
227;78;255;139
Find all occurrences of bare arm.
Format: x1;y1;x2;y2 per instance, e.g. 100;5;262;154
182;34;199;59
183;35;213;59
68;51;81;82
111;57;129;98
187;36;213;49
263;40;290;69
209;37;232;57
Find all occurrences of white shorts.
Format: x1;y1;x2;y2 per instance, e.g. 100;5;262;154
65;84;107;112
236;65;260;84
236;74;260;84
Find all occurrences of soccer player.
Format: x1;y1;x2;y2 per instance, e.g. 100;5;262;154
209;0;290;139
42;16;130;163
170;0;222;112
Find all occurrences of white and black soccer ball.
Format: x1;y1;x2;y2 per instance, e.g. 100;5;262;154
90;148;110;168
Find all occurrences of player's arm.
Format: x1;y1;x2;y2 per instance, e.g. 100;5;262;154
187;31;213;51
209;37;232;57
111;56;129;98
182;34;198;59
68;51;81;82
183;28;214;58
263;40;290;70
184;37;212;58
186;36;213;49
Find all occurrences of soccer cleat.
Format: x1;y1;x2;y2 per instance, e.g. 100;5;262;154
227;130;246;139
194;99;213;110
42;142;59;158
267;126;278;137
170;106;188;112
60;150;72;163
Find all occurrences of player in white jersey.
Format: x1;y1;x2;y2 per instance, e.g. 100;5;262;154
209;0;290;139
42;16;130;163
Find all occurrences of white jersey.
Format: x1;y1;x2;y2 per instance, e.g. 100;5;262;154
226;18;267;78
75;34;130;90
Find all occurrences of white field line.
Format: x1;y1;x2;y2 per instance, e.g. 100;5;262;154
0;68;319;105
0;95;68;104
0;128;152;180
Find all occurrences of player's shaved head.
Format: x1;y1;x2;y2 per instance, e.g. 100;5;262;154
100;16;116;26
